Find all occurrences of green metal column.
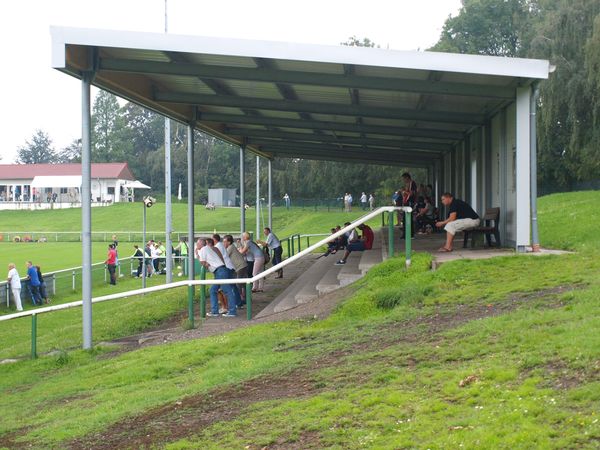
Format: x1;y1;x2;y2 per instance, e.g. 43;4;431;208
405;210;412;267
187;285;195;328
31;314;37;359
199;266;206;318
246;283;252;320
388;211;394;258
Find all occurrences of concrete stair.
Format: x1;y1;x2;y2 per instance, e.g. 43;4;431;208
257;228;385;317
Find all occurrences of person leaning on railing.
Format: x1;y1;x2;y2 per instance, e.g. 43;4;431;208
257;227;283;279
213;234;243;309
223;234;248;303
239;232;265;293
198;238;238;318
7;263;23;311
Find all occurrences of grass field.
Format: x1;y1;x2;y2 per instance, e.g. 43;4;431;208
1;191;599;448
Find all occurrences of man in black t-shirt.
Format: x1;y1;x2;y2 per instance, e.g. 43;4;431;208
435;192;480;252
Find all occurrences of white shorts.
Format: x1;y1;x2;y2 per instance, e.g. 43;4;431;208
444;218;480;236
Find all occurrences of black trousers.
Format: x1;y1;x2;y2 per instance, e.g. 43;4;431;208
107;264;117;285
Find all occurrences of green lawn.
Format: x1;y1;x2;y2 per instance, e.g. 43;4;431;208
1;191;599;448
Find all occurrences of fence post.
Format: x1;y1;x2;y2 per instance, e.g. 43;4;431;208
31;314;37;359
405;209;412;268
199;266;206;318
187;284;195;328
72;270;76;291
291;237;295;256
287;238;291;259
306;236;310;248
104;266;107;282
52;274;56;295
246;283;252;320
5;284;9;308
297;234;301;252
388;211;394;258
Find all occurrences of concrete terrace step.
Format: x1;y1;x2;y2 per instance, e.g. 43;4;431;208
260;228;387;315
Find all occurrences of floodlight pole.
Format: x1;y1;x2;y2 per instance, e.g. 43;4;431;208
81;72;93;350
163;0;173;283
256;156;260;239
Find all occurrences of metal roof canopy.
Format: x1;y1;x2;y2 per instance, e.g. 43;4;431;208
50;26;551;168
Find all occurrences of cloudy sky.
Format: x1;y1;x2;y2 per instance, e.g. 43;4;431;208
0;0;461;162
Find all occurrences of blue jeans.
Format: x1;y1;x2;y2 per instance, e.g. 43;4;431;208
229;268;243;307
210;266;238;315
28;284;43;305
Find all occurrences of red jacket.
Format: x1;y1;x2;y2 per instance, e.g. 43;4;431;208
105;248;117;265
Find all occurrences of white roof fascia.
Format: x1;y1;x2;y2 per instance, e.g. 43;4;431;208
50;26;551;80
31;175;82;188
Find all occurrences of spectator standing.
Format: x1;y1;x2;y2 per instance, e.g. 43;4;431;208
360;192;368;210
198;238;238;317
258;227;283;278
224;234;248;304
25;261;43;305
132;245;144;277
144;242;154;277
435;192;480;252
105;244;117;285
112;234;119;264
369;193;375;210
401;173;418;238
213;234;243;308
36;265;50;304
283;193;291;209
7;263;23;311
240;232;265;292
348;193;353;211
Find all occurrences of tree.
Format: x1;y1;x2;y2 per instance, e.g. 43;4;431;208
91;90;126;162
57;138;82;163
341;36;379;48
16;129;57;164
431;0;536;57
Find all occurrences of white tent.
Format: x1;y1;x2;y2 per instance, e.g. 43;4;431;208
30;175;81;188
122;180;151;189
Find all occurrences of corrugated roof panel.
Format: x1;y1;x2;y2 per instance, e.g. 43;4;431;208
358;89;421;109
255;110;303;119
291;85;351;104
185;53;257;68
217;79;283;100
273;59;345;74
353;65;431;80
101;47;170;62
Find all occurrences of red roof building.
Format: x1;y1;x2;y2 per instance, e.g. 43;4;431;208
0;163;139;207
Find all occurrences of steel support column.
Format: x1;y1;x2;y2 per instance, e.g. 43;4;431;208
256;156;260;239
81;72;93;350
187;123;195;321
164;118;173;283
240;145;246;234
516;86;532;252
268;159;273;230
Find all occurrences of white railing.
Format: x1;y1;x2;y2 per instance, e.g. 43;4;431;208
0;230;242;242
0;207;413;359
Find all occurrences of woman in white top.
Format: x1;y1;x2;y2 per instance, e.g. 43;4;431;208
240;232;265;292
7;263;23;311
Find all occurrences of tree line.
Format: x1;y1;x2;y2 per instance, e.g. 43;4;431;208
432;0;600;192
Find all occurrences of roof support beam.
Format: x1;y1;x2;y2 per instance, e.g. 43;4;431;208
266;146;436;165
270;151;428;168
199;112;464;140
231;130;450;152
155;92;485;125
252;140;442;160
100;58;516;99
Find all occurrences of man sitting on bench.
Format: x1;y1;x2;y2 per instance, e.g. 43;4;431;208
336;224;374;265
435;192;480;252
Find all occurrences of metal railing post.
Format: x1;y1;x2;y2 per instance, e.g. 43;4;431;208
31;314;37;359
199;266;206;318
297;234;301;252
306;236;310;248
72;270;76;291
187;284;195;328
246;283;252;320
405;210;412;268
388;211;394;257
52;274;56;295
287;238;291;258
291;237;295;256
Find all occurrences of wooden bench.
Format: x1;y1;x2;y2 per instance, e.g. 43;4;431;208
463;207;501;248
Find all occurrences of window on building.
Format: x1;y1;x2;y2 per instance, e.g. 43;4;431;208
107;187;115;195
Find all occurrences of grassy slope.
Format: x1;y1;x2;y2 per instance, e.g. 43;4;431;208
1;192;599;448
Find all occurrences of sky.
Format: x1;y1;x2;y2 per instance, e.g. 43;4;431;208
0;0;462;163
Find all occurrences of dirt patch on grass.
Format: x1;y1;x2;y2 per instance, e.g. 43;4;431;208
66;368;326;450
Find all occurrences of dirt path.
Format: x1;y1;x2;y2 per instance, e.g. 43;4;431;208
61;284;578;450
